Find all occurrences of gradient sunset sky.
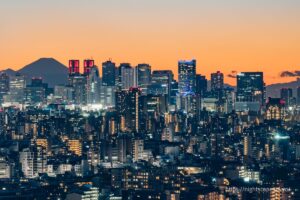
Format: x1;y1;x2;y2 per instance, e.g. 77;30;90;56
1;0;300;85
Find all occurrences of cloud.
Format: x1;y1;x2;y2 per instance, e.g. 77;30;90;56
280;70;300;77
227;70;237;78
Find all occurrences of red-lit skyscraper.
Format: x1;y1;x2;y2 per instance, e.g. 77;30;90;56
84;60;94;76
69;60;80;75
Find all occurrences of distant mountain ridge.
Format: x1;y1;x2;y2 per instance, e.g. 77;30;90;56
266;79;300;98
1;58;68;87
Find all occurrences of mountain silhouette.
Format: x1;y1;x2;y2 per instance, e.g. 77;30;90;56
266;78;300;98
18;58;68;87
1;68;17;76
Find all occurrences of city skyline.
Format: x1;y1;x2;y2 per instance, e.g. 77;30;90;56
1;0;300;85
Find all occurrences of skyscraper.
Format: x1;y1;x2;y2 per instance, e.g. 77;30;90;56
127;87;143;133
102;60;116;86
25;78;46;104
86;66;101;104
115;88;143;133
195;74;207;96
297;87;300;105
236;72;265;105
280;88;293;106
150;70;173;98
68;60;80;76
136;64;151;95
178;59;196;95
211;71;224;94
68;60;87;105
83;59;95;76
0;73;9;103
6;73;26;104
119;63;135;90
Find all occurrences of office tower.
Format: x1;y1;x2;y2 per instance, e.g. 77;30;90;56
178;59;196;95
223;87;235;114
0;73;9;103
70;75;86;105
86;66;101;104
68;60;87;105
170;80;178;108
150;70;173;98
297;87;300;105
25;78;46;104
178;93;201;117
100;84;116;108
195;74;207;96
145;94;167;118
136;64;151;95
211;71;224;96
115;90;129;132
25;87;45;105
68;60;80;76
102;60;116;86
120;63;135;89
6;73;26;103
236;72;265;105
280;88;293;106
127;87;143;133
115;88;143;133
265;97;285;125
19;146;47;178
83;59;94;75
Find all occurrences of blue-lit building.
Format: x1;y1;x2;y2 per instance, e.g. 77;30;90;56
178;59;196;95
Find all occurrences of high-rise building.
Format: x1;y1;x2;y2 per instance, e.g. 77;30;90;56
102;60;116;86
5;73;26;104
297;87;300;105
280;88;293;106
86;66;101;104
115;88;143;133
196;74;207;96
83;59;94;75
120;63;135;89
25;78;46;104
127;87;143;133
69;75;87;105
150;70;173;98
0;73;9;103
236;72;265;105
169;80;178;109
178;59;196;95
68;60;87;105
68;60;80;76
136;64;151;95
100;85;116;107
211;71;224;94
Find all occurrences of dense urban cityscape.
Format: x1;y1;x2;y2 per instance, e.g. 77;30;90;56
0;58;299;199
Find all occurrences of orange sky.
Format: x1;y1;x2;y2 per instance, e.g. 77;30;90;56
1;0;300;85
